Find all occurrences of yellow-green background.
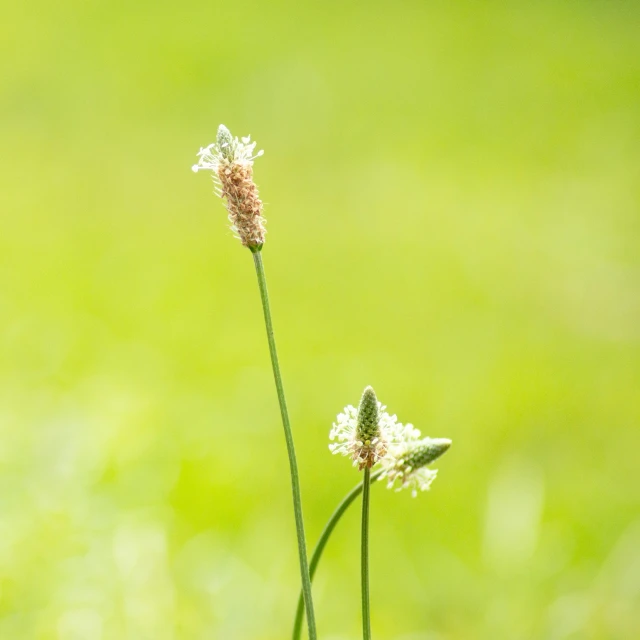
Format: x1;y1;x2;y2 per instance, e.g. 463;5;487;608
2;1;639;638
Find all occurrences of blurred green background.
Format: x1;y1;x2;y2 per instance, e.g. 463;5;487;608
2;1;639;638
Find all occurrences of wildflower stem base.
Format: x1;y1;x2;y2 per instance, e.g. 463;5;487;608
292;470;384;640
252;250;317;640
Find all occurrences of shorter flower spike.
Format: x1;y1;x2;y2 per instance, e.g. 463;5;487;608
330;387;452;492
329;387;400;471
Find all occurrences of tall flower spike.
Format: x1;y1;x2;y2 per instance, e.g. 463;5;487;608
381;436;452;497
329;386;401;471
192;124;266;250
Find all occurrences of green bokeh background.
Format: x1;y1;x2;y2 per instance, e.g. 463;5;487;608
2;1;639;638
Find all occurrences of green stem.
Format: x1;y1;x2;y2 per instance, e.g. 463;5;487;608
292;470;384;640
251;250;317;640
361;466;372;640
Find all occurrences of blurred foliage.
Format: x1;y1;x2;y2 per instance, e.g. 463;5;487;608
1;0;640;638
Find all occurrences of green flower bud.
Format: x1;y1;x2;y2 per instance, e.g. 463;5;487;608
404;438;451;470
356;386;380;445
216;124;234;159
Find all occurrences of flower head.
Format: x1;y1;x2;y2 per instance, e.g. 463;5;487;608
329;387;452;489
192;124;266;250
329;386;402;471
381;435;452;497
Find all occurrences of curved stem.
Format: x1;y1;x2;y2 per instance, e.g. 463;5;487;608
361;466;372;640
252;250;317;640
292;470;384;640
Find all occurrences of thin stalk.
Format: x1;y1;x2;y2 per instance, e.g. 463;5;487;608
292;470;384;640
361;466;372;640
251;250;317;640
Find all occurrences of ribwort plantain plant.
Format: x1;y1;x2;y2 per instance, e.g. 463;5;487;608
193;125;317;639
192;125;452;640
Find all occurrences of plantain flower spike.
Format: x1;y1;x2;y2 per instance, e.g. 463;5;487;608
381;435;452;497
192;124;266;251
330;386;400;471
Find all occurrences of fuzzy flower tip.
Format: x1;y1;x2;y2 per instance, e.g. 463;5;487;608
381;435;452;497
192;124;266;250
329;386;402;471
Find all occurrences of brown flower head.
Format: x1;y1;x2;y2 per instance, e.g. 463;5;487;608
192;124;266;251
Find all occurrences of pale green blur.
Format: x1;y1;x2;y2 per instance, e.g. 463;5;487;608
1;1;639;638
